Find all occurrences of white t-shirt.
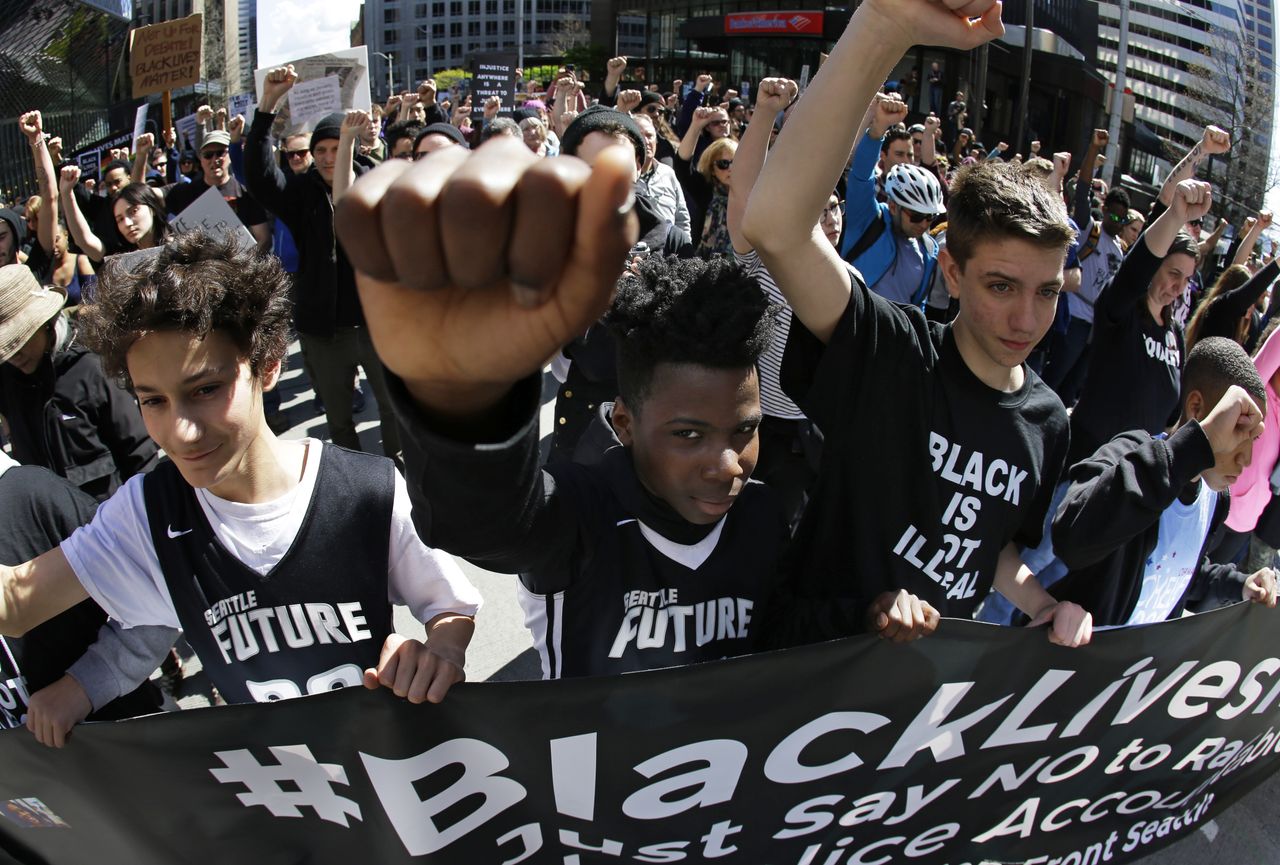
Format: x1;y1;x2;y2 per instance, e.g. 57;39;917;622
1128;479;1216;625
62;439;482;631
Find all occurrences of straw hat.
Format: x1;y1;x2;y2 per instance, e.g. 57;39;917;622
0;265;65;365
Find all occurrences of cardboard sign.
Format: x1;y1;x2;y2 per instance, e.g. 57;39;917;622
169;186;257;252
287;76;342;127
129;13;203;98
131;103;149;151
254;46;371;137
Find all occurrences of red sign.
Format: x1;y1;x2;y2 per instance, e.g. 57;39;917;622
724;10;824;35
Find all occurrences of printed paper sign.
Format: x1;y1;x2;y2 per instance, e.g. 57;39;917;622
174;114;198;151
129;13;203;98
228;93;255;124
131;103;149;151
254;46;371;137
287;76;342;127
468;51;518;122
169;186;257;252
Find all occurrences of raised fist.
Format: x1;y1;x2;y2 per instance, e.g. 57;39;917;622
58;164;81;193
870;92;908;136
1171;179;1214;225
163;126;177;149
1201;125;1230;155
332;138;637;421
1030;140;1041;153
47;137;62;164
18;110;42;144
696;74;713;91
1091;128;1109;148
1260;211;1274;231
135;132;155;152
109;148;127;161
1202;384;1263;464
196;104;214;124
483;95;502;120
215;107;228;130
754;78;797;116
924;114;941;132
617;89;643;113
419;78;438;104
1053;151;1071;176
262;65;299;109
228;115;246;143
607;56;627;75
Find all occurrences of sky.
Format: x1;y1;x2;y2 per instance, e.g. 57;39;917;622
256;0;363;69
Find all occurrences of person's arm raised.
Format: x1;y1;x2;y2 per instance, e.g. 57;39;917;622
333;110;369;202
334;137;637;438
1072;129;1105;228
728;78;796;254
1232;213;1266;269
1159;125;1230;207
742;0;1003;343
58;166;105;262
1144;180;1213;259
19;112;57;257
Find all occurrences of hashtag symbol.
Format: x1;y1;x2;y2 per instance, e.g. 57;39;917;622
210;744;363;827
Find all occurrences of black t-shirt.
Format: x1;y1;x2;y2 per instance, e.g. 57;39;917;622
772;266;1069;641
164;176;269;231
1068;238;1183;465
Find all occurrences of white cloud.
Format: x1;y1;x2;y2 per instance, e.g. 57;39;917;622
256;0;363;69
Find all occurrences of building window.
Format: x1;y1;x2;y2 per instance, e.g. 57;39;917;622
384;8;399;22
450;21;462;36
503;0;514;12
433;1;445;14
502;20;514;34
415;3;428;15
468;20;480;35
450;1;462;13
434;44;446;60
486;0;498;12
433;23;445;37
485;20;497;34
384;28;399;44
468;0;480;13
417;45;430;61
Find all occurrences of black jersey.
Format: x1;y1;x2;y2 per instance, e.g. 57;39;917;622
142;445;394;703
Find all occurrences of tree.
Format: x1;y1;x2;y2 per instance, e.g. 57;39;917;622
1183;28;1280;222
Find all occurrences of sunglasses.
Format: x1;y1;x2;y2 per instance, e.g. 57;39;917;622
903;209;932;224
1106;212;1131;223
641;105;663;116
1188;218;1204;227
201;148;228;160
285;149;310;160
714;159;733;170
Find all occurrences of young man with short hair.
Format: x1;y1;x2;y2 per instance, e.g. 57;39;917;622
742;0;1091;646
1051;337;1278;625
0;231;481;706
335;137;802;676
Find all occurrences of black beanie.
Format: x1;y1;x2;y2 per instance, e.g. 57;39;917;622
310;112;346;151
415;122;468;149
639;90;664;109
0;209;24;249
559;105;645;169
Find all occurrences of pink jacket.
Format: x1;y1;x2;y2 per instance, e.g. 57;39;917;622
1227;324;1280;531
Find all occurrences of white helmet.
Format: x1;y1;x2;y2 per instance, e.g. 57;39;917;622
884;163;945;216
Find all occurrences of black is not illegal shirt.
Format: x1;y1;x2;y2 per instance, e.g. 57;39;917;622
772;266;1069;642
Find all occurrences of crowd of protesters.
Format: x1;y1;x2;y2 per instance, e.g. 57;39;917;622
0;0;1276;767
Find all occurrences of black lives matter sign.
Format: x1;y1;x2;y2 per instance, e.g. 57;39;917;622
468;51;518;123
0;605;1278;863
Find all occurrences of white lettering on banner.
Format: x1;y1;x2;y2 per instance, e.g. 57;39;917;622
210;744;362;826
608;593;753;658
201;648;1280;858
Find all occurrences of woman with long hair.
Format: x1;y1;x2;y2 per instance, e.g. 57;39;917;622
1184;261;1277;354
59;166;169;263
693;137;738;257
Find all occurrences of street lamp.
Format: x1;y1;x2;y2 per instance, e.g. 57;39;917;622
372;51;395;99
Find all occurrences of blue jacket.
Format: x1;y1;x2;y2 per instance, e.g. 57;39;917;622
840;131;937;307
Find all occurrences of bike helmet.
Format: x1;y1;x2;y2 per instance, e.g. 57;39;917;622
884;163;946;216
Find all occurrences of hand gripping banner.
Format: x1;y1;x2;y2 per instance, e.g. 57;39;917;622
1;603;1277;865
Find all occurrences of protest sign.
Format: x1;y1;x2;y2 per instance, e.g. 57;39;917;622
131;103;150;151
169;187;257;252
0;604;1277;864
287;76;343;127
228;93;255;124
468;51;518;122
254;46;371;138
129;13;203;98
67;129;135;182
174;113;198;151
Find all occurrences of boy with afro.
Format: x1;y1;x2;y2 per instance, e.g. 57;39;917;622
333;131;793;677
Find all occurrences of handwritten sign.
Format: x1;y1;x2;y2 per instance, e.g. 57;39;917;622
287;76;342;127
170;186;257;253
129;13;203;99
254;47;371;137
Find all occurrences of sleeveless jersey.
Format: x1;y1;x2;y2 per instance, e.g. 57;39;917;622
142;446;394;703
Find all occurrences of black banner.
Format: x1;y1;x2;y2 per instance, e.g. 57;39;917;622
1;604;1278;864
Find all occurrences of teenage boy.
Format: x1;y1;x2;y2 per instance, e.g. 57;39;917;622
336;137;790;676
0;232;481;706
741;0;1092;646
1050;338;1278;625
